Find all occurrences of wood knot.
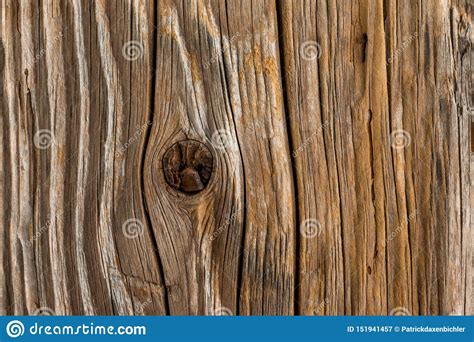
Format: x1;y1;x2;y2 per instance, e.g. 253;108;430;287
162;140;213;194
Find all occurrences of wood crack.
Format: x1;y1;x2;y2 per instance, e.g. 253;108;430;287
275;0;300;315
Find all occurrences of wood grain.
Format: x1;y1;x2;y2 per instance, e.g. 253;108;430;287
0;0;472;315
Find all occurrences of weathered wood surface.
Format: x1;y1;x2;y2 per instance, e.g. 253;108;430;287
0;0;472;315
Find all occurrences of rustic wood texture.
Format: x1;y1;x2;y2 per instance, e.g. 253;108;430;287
0;0;472;316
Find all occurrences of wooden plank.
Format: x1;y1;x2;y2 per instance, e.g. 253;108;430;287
280;0;347;315
143;0;295;315
0;0;167;315
471;154;474;314
280;0;472;315
0;0;471;316
471;121;474;153
216;0;296;315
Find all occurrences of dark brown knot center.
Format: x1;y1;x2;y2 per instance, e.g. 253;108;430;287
162;140;213;194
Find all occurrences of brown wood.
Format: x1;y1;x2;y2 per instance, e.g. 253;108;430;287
0;0;472;316
471;121;474;152
162;140;214;194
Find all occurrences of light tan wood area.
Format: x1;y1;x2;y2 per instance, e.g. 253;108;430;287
0;0;472;315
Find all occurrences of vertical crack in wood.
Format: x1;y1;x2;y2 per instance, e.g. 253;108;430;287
219;1;247;316
141;0;171;315
274;0;300;315
452;0;473;315
381;0;392;314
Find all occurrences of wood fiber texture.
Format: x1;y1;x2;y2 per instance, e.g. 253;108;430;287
0;0;472;315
